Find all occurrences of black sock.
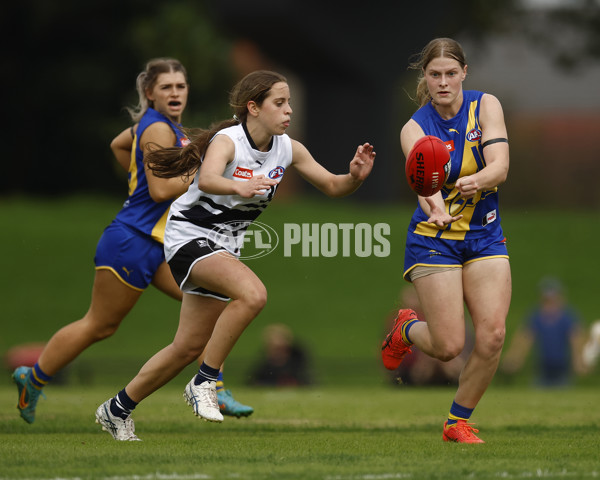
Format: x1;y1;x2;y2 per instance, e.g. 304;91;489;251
194;362;220;385
110;388;138;420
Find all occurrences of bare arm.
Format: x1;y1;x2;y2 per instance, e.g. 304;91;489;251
141;122;193;202
454;94;509;198
197;135;279;198
110;125;136;171
290;140;375;198
400;120;461;227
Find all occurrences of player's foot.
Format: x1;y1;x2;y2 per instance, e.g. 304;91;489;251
381;309;419;370
184;378;224;423
12;366;45;424
442;420;485;444
218;389;254;418
95;399;141;441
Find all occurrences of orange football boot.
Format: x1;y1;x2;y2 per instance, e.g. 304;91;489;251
442;420;485;444
381;308;419;370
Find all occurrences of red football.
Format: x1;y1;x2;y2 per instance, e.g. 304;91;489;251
405;135;451;197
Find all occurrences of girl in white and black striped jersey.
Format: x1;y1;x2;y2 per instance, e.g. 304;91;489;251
95;70;375;440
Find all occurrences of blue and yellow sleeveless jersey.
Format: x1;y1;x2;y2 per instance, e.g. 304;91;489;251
408;90;503;241
114;108;188;243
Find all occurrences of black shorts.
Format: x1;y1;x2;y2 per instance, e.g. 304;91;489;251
168;238;230;301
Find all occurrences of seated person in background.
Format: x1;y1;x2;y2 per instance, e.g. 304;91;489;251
501;276;588;387
248;323;313;386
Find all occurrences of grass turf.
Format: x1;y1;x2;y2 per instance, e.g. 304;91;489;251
0;384;599;480
1;195;599;478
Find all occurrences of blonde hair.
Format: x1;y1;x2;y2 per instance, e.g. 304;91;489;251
126;58;188;122
408;38;467;107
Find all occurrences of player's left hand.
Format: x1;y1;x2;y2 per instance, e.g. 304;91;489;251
349;143;375;181
425;198;462;227
455;175;479;199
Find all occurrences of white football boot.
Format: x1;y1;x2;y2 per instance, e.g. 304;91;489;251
95;399;141;441
183;378;224;422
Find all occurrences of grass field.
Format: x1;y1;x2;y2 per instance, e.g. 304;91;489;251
1;384;599;479
0;195;599;478
1;194;598;386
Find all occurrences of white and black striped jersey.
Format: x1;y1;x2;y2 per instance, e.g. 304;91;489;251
164;123;293;260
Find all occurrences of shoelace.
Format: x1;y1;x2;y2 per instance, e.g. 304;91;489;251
122;418;139;441
198;384;219;409
384;331;412;357
453;422;480;439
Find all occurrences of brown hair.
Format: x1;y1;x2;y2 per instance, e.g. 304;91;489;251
408;38;467;107
146;70;287;179
126;58;189;122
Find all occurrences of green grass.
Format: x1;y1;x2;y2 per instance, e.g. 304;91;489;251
1;194;598;387
1;384;599;479
1;195;599;479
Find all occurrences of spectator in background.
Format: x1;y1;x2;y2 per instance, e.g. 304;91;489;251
387;286;471;386
248;323;313;386
501;277;587;387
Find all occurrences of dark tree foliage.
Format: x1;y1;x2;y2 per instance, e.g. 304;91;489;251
3;0;597;201
2;0;233;196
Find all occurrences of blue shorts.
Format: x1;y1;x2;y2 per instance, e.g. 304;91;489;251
403;230;508;281
94;220;165;291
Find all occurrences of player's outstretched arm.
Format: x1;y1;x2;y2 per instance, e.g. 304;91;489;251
290;140;375;197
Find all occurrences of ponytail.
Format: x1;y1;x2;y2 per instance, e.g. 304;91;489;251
146;119;238;178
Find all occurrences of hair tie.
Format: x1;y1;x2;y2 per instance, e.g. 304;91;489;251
233;114;240;123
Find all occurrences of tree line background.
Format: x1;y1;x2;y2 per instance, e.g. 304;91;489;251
3;0;599;207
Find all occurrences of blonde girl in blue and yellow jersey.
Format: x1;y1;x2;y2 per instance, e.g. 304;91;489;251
382;38;511;443
12;58;253;424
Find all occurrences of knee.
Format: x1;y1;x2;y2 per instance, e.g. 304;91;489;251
180;345;206;364
477;324;506;357
431;339;464;362
88;321;121;342
240;283;268;314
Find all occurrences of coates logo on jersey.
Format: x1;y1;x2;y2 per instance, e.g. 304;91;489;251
233;167;253;179
444;140;455;152
466;128;482;142
268;166;285;179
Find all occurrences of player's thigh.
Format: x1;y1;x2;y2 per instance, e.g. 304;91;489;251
413;268;466;344
463;257;511;333
151;260;183;301
88;269;143;327
190;253;266;305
